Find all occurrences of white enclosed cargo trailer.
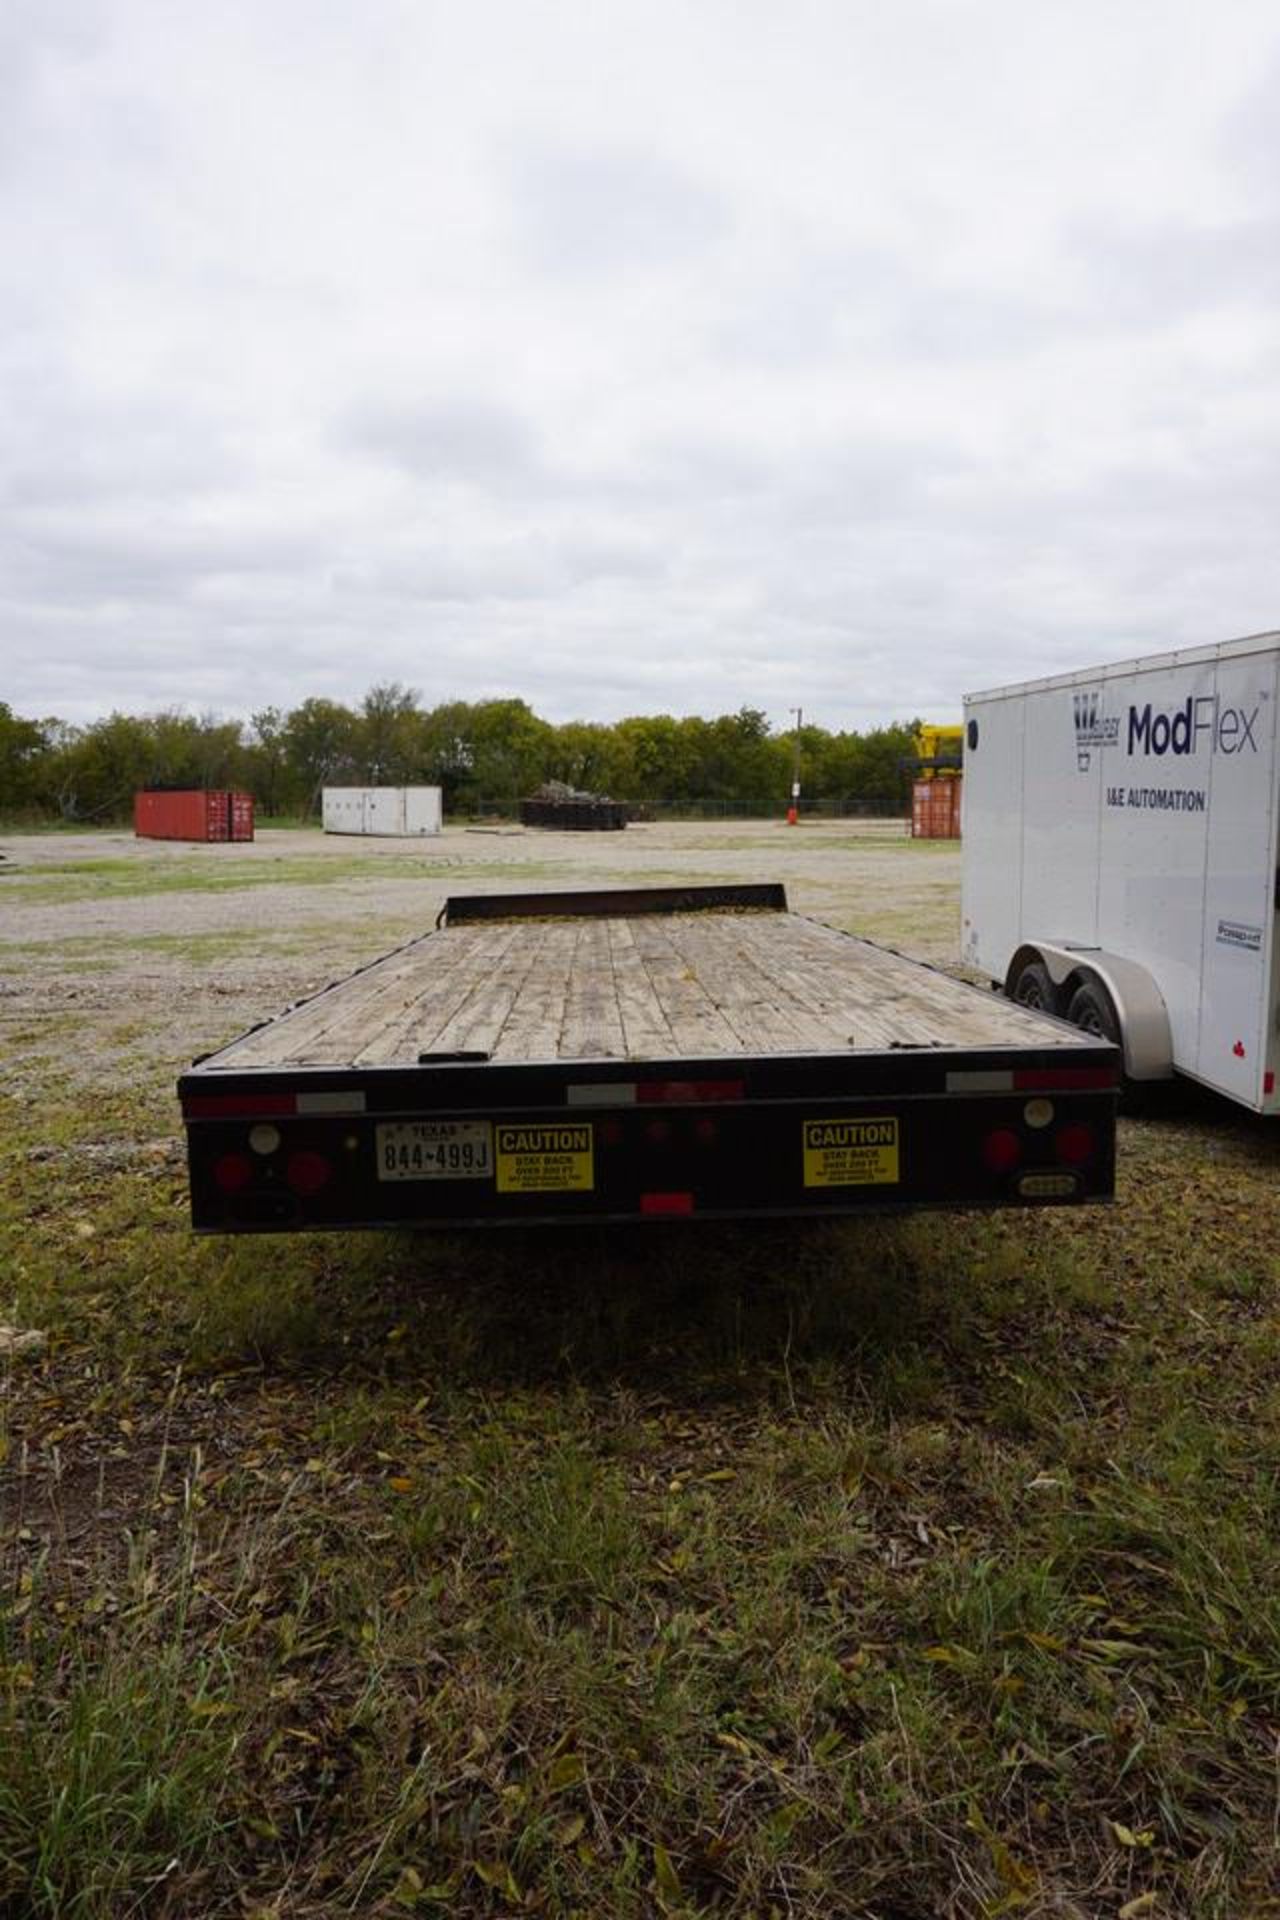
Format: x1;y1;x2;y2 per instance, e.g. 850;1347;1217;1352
322;786;442;837
962;630;1280;1113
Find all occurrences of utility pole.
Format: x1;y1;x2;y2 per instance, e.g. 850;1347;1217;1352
787;706;802;825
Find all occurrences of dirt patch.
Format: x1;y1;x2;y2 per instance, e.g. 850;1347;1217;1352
0;820;962;1077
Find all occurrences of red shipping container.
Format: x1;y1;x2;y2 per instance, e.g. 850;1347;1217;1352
134;789;254;842
134;790;212;840
198;791;229;841
910;776;963;840
929;781;959;838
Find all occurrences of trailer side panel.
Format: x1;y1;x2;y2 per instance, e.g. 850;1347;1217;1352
964;633;1280;1110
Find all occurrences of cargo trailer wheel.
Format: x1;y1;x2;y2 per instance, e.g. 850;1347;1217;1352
1065;976;1147;1108
1065;978;1119;1044
1011;960;1057;1015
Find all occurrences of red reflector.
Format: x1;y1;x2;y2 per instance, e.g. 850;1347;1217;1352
599;1117;625;1146
1013;1068;1116;1091
694;1117;719;1146
1055;1124;1094;1166
637;1080;744;1104
644;1118;673;1145
213;1152;254;1193
185;1091;295;1118
982;1129;1021;1173
1266;1072;1275;1096
640;1192;694;1216
286;1151;332;1196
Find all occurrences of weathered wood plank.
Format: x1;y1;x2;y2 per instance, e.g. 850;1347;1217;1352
209;907;1094;1070
685;912;1080;1053
340;924;521;1065
351;925;525;1075
656;917;826;1053
606;918;678;1058
489;919;583;1061
559;916;629;1059
729;915;958;1049
771;916;1060;1047
623;915;744;1056
403;921;551;1061
721;916;896;1049
220;931;466;1067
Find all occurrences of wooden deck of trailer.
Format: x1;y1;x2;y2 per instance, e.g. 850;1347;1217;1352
202;905;1097;1071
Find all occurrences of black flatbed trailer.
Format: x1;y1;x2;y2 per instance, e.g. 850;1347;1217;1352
179;884;1117;1231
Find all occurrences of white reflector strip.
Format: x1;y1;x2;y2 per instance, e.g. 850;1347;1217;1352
296;1091;367;1114
945;1070;1014;1092
566;1083;637;1107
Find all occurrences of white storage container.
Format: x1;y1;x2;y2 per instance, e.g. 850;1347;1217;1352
322;786;442;837
962;630;1280;1112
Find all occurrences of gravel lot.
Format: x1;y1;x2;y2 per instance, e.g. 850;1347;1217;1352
0;818;953;942
0;819;964;1082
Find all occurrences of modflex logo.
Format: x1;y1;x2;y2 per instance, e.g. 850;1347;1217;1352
1073;691;1098;740
1071;690;1118;772
1127;695;1258;758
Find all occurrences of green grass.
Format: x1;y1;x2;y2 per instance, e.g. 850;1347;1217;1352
0;1469;242;1919
3;898;1280;1915
5;1092;1280;1914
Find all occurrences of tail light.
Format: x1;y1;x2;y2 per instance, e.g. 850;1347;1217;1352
982;1129;1021;1173
213;1153;253;1193
982;1121;1020;1167
286;1151;332;1195
640;1192;694;1216
1055;1125;1094;1166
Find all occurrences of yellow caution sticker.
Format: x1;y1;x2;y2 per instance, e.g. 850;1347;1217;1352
495;1122;594;1193
802;1117;899;1188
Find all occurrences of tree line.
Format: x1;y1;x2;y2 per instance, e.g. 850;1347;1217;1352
0;685;921;823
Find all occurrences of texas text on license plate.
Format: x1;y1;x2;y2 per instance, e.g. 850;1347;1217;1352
376;1120;493;1181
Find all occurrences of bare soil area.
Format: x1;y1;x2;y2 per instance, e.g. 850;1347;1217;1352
0;820;961;1081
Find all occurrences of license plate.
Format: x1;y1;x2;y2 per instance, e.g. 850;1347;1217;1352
376;1120;493;1182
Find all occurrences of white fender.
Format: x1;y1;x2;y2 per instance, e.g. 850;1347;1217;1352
1007;943;1174;1081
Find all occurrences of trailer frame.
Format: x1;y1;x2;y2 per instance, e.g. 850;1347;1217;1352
180;885;1118;1232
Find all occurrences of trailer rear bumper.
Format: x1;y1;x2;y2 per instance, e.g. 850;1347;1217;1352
182;1068;1117;1232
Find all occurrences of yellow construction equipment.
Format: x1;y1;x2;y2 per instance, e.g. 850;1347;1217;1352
912;724;963;778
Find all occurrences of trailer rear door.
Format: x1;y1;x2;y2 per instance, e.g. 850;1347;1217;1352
1198;650;1279;1107
961;697;1025;973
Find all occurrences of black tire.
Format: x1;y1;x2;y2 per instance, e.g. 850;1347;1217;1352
1065;978;1120;1044
1064;976;1148;1109
1011;961;1058;1015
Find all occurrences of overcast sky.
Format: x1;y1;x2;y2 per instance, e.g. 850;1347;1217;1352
2;0;1278;733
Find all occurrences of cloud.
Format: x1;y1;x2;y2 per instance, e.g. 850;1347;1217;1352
1066;213;1280;330
2;1;1279;733
343;399;544;491
503;140;729;276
